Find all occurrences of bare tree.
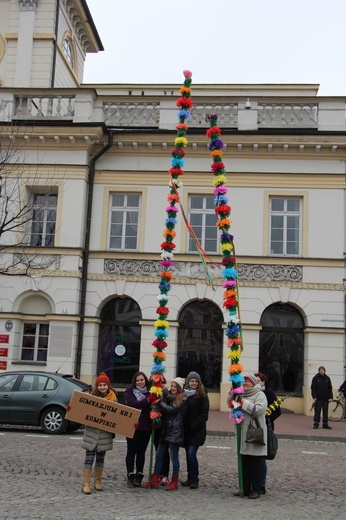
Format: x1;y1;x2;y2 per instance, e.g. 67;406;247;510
0;123;59;276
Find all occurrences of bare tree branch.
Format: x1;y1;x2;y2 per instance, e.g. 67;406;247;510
0;123;61;276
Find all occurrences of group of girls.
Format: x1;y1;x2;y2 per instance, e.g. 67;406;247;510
80;369;209;493
80;369;280;497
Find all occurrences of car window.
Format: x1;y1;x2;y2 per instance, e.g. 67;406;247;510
34;375;56;391
19;375;35;391
0;374;18;392
45;377;58;391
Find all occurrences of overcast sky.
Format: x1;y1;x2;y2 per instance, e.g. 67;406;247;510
84;0;346;96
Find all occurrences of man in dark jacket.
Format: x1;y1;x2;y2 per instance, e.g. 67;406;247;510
311;366;333;429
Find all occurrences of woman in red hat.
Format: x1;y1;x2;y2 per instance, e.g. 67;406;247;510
81;372;116;494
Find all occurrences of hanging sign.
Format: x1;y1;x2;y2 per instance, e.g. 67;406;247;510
65;390;140;438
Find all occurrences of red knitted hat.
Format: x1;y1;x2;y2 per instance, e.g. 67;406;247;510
95;372;110;387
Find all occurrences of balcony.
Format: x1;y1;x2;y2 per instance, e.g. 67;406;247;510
0;89;345;132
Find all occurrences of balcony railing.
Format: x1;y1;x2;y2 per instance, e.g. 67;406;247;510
258;103;318;128
1;92;341;131
14;95;75;119
189;104;238;127
104;102;160;126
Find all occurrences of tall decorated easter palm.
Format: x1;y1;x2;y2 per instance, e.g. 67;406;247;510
206;114;244;492
147;70;193;482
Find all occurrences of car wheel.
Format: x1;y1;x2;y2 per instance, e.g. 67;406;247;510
40;407;67;435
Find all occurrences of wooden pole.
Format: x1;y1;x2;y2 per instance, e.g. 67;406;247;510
236;424;243;493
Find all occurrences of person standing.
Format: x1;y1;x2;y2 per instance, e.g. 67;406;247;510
181;371;209;489
149;377;187;491
255;372;281;495
311;366;333;429
81;372;117;494
125;371;152;487
338;370;346;396
229;374;267;499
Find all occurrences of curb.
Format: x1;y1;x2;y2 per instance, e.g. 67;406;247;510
206;430;346;443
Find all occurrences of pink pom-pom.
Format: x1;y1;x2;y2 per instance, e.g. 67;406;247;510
166;205;179;212
183;70;192;79
232;387;244;394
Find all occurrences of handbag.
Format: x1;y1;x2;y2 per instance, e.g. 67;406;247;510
245;416;266;445
265;417;278;460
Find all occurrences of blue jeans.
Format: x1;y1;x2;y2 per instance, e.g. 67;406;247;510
185;444;200;483
154;441;180;476
261;456;267;487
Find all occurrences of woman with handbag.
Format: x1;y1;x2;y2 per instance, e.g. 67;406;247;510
255;372;281;495
228;374;267;499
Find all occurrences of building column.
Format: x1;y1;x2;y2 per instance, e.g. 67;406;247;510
14;0;38;87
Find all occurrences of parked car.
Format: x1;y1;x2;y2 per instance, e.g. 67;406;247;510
0;370;91;434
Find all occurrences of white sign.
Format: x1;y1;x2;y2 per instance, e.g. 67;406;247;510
115;344;126;356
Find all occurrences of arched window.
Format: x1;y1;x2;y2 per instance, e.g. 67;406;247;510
259;303;304;394
63;36;75;70
177;300;223;389
18;295;52;362
97;297;142;385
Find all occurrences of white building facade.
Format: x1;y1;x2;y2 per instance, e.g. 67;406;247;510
0;0;345;413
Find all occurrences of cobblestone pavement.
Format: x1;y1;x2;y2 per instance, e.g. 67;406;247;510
0;427;345;520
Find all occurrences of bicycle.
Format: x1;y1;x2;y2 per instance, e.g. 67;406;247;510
328;391;345;421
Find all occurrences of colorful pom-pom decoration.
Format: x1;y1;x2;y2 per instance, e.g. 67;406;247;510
149;71;193;424
206;114;244;423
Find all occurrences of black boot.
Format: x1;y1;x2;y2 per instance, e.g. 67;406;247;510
127;473;136;487
134;472;144;487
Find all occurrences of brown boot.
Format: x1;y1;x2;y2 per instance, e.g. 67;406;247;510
149;474;160;489
165;475;178;491
82;469;92;494
94;467;103;491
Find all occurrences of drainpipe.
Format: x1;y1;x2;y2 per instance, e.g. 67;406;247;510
51;0;60;88
75;130;114;378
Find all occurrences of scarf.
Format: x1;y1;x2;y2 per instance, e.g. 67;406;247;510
185;388;196;398
91;388;117;402
243;384;262;398
133;386;148;401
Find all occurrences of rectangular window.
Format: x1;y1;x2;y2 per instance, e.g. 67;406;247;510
188;195;218;253
21;323;49;362
270;197;301;256
30;193;57;246
109;193;140;251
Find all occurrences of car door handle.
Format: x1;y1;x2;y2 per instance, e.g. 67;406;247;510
1;395;11;399
41;394;50;399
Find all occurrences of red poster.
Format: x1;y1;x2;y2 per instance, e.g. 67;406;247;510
0;347;8;357
0;334;9;344
0;361;7;370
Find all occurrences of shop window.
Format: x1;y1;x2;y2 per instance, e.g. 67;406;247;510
177;300;223;389
259;303;304;394
98;297;142;385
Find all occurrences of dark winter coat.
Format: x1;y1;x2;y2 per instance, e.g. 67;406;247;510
311;373;333;401
339;379;346;395
158;395;187;445
183;393;209;446
125;388;151;431
264;386;281;430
